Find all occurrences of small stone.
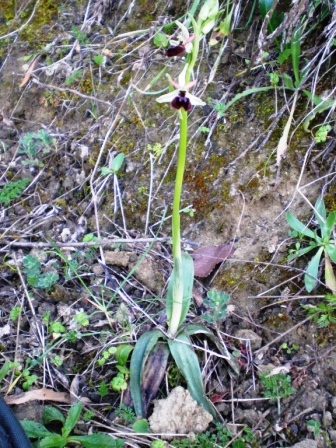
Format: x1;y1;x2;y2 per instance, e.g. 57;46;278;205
234;329;262;350
329;429;336;441
331;396;336;408
287;440;317;448
149;387;213;440
324;411;332;427
105;251;130;267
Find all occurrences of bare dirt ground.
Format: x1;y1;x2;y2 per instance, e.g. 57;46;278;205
1;0;336;447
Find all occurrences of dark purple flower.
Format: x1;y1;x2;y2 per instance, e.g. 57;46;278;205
171;91;192;111
165;44;186;57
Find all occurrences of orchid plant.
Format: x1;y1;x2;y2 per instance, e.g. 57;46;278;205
130;0;239;420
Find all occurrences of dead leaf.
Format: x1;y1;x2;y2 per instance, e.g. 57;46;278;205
141;341;169;417
4;388;70;405
192;244;234;277
19;55;40;88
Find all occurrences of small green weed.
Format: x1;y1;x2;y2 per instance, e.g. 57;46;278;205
21;402;124;448
114;404;136;424
287;195;336;292
314;124;332;143
64;69;83;86
10;306;22;323
279;342;298;355
153;33;169;48
22;254;59;289
201;290;230;323
303;294;336;327
307;419;321;436
260;371;295;414
93;54;104;66
72;26;89;45
18;130;55;167
97;381;109;397
0;178;30;205
171;423;255;448
147;142;164;158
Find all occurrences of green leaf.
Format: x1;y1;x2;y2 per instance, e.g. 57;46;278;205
132;419;150;433
323;211;336;241
287;244;316;262
43;406;65;425
286;211;315;239
111;153;125;174
62;402;82;439
69;434;124;448
0;361;11;382
326;244;336;264
20;420;52;438
258;0;284;33
305;247;324;292
302;90;336;131
40;434;66;448
166;252;194;327
291;27;302;86
129;330;164;417
277;48;291;64
115;344;133;366
183;324;240;377
325;251;336;293
168;332;216;418
282;74;294;90
314;196;326;229
153;33;169;48
101;167;111;176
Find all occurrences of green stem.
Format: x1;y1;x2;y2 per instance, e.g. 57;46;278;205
169;108;188;336
185;18;200;84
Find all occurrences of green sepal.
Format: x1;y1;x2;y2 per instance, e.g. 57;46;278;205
168;332;216;419
130;330;164;417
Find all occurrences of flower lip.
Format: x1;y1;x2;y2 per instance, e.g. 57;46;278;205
171;91;192;111
165;44;186;58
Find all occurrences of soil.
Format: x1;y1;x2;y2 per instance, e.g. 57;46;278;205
1;1;336;447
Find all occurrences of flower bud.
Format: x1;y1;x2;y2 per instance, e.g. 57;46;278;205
199;0;219;22
201;18;217;35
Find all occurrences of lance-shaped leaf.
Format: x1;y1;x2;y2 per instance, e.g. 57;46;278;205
326;244;336;264
168;332;216;418
323;211;336;242
183;323;240;377
130;330;164;417
305;246;324;292
286;211;315;239
166;252;194;329
287;243;317;262
325;251;336;293
141;341;170;416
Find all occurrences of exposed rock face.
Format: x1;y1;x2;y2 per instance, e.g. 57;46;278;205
149;387;213;440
